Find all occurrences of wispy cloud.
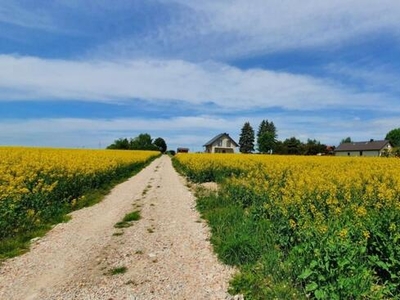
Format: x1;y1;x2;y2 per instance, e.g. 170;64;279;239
1;55;397;113
3;1;400;61
0;2;54;31
1;1;399;149
326;63;400;94
0;114;395;149
0;116;245;149
99;0;400;60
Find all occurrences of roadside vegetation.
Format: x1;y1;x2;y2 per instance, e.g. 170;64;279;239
174;153;400;299
0;147;159;260
108;266;128;275
114;210;141;229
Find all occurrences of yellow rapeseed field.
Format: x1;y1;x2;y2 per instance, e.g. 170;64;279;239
174;153;400;298
0;147;159;239
175;153;400;219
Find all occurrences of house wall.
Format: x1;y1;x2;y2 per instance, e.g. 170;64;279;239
206;136;236;153
335;142;392;157
336;150;380;157
213;147;234;153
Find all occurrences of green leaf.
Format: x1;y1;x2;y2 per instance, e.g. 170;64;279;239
375;260;389;271
306;282;319;292
299;268;313;279
314;289;326;299
310;260;318;268
338;258;350;268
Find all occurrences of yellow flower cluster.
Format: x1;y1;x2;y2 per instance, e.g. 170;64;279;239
175;153;400;238
0;147;158;203
0;147;159;238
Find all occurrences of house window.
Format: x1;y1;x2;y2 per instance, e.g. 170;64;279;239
217;140;222;146
360;151;363;156
227;140;231;147
348;152;350;156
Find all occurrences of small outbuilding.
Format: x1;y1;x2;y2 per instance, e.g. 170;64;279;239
203;133;238;153
334;140;392;157
177;147;189;153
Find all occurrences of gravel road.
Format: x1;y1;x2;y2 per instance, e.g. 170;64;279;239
0;155;238;300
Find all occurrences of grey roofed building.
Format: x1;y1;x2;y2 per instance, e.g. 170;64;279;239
203;133;238;153
335;140;392;157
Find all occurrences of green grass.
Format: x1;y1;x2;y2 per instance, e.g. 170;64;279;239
122;211;141;222
109;266;127;275
114;210;141;228
0;215;71;261
195;189;304;299
114;221;132;228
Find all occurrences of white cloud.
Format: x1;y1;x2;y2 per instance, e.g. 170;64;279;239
0;55;396;112
0;113;396;150
0;116;245;150
102;0;400;60
3;1;400;60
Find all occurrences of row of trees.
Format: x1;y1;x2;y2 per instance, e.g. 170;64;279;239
107;133;167;153
239;120;331;155
239;121;400;155
239;120;278;154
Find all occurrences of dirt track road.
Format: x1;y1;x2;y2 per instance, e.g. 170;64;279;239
0;155;235;300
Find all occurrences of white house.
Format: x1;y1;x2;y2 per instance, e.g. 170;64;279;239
335;140;392;157
203;133;238;153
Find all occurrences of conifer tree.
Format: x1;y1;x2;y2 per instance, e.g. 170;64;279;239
257;120;277;153
239;122;255;153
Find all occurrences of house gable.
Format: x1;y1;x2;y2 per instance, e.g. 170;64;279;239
203;133;238;153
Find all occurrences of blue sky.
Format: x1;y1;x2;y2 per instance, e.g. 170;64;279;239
1;0;400;151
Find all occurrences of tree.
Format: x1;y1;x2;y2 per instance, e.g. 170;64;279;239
283;137;303;155
106;133;164;151
257;120;277;153
274;140;286;154
304;139;327;155
107;138;130;150
340;137;352;144
153;137;167;153
258;132;276;154
385;128;400;147
239;122;255;153
130;133;158;151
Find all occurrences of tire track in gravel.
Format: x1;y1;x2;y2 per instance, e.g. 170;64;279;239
0;155;237;300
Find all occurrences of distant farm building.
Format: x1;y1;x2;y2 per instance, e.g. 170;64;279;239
203;133;238;153
335;140;392;157
177;147;189;153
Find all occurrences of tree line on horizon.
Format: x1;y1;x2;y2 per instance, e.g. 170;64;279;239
107;133;167;153
238;121;400;155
